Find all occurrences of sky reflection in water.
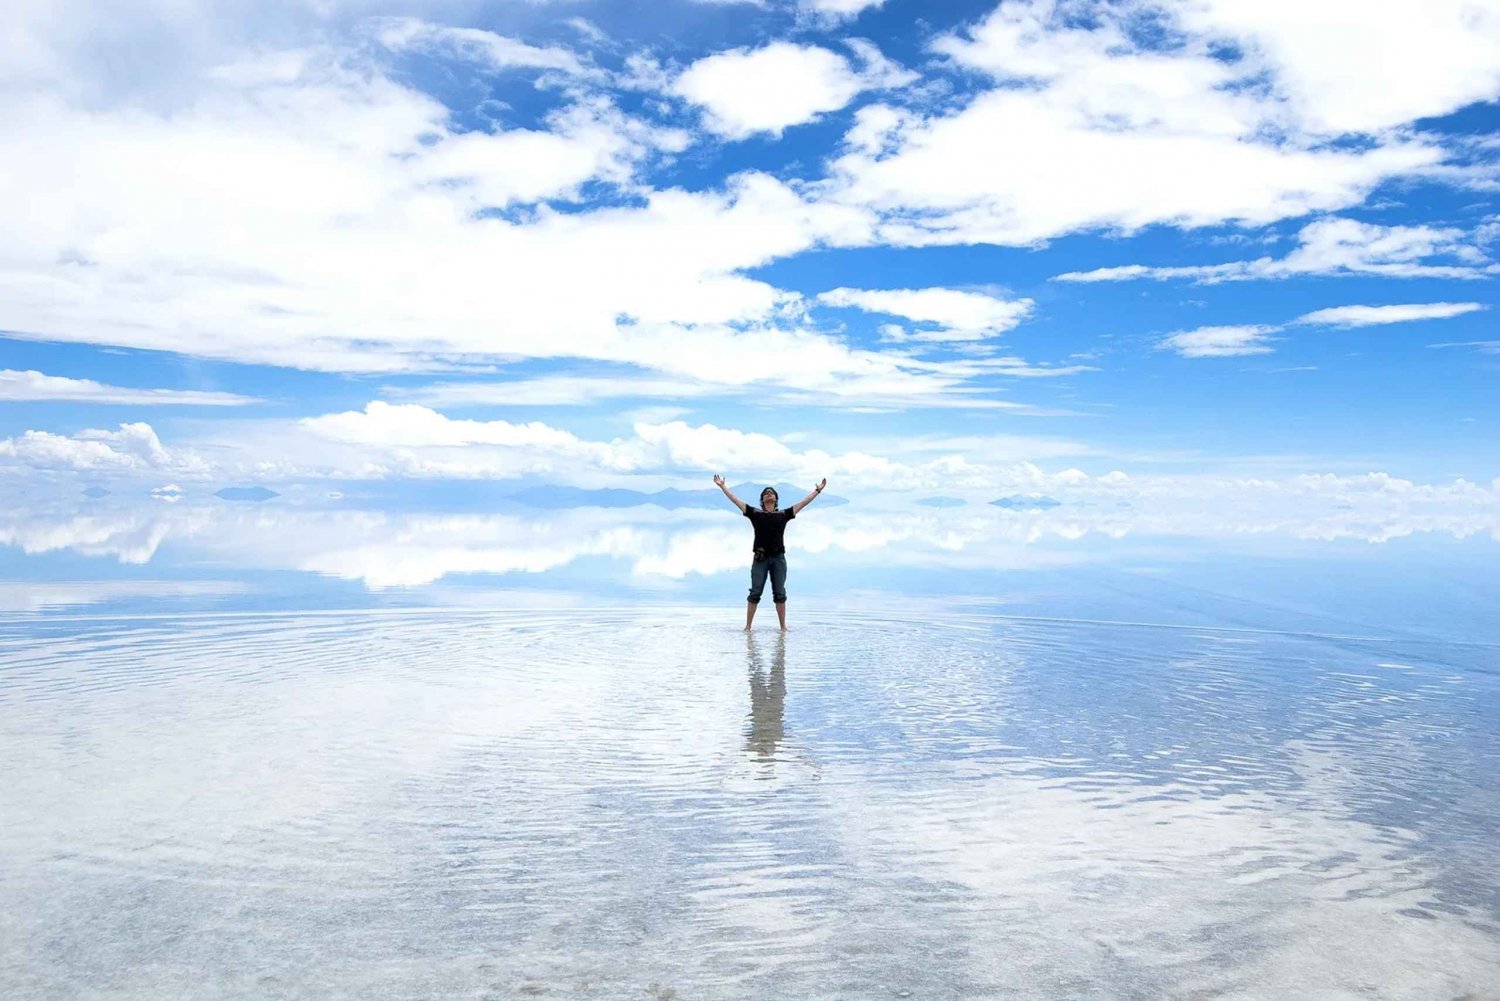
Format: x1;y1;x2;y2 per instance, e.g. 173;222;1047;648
2;489;1498;637
1;492;1498;998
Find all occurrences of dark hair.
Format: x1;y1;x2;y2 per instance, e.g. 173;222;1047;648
760;486;778;505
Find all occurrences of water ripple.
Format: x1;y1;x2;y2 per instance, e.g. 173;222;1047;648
1;608;1496;999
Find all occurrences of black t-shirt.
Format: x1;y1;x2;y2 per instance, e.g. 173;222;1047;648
743;505;796;555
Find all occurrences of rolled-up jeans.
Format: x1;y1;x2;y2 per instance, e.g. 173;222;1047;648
747;552;788;604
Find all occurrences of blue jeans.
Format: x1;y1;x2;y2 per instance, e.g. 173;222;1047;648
747;553;787;604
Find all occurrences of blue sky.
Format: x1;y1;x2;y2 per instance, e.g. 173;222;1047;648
2;0;1498;505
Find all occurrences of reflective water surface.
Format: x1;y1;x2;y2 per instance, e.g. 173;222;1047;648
3;601;1498;999
3;488;1499;997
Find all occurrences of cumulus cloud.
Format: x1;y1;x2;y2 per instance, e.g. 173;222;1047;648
1294;302;1487;327
1056;218;1493;283
1157;325;1277;358
304;402;590;451
1;405;1060;488
672;41;901;138
296;403;900;482
0;423;208;474
0;369;258;406
817;287;1035;341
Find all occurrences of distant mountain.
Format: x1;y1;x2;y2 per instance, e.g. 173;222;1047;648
215;486;280;502
990;494;1061;510
731;482;848;509
916;496;966;507
82;486;110;498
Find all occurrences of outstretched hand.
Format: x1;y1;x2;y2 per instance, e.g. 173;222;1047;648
713;474;726;488
814;478;827;492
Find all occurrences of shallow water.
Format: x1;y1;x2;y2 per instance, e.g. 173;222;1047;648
3;605;1497;999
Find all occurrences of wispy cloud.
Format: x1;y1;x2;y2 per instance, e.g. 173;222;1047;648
372;18;600;78
1056;219;1492;284
1294;302;1487;327
1430;340;1500;354
799;0;888;21
817;286;1034;341
0;369;260;406
393;375;717;409
1158;326;1277;358
1163;300;1486;359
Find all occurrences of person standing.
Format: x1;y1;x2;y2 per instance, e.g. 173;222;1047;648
713;475;827;631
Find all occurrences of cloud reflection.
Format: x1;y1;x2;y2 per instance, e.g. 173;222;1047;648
1;492;1497;592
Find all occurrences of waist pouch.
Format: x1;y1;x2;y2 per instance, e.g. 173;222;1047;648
753;547;785;560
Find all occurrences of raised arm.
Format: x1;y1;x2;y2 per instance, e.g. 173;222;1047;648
791;478;827;515
713;474;748;513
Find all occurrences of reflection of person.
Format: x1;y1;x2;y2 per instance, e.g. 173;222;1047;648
745;633;786;765
714;474;827;631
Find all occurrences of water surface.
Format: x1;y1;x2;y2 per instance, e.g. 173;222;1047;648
3;603;1496;999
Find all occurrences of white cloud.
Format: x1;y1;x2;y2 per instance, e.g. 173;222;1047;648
917;355;1094;379
0;369;258;406
1430;340;1500;354
0;56;961;403
296;404;902;483
799;0;888;20
409;97;690;209
672;42;868;138
1055;218;1492;283
372;18;598;78
823;1;1462;247
843;38;918;90
1174;0;1500;136
1150;300;1487;359
817;287;1034;341
1158;325;1277;358
388;363;1072;409
1;0;1493;414
2;405;1073;487
0;423;208;474
1295;302;1487;327
393;375;718;408
2;32;975;409
302;402;591;451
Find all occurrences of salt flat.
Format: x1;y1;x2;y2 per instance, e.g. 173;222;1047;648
3;602;1495;999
